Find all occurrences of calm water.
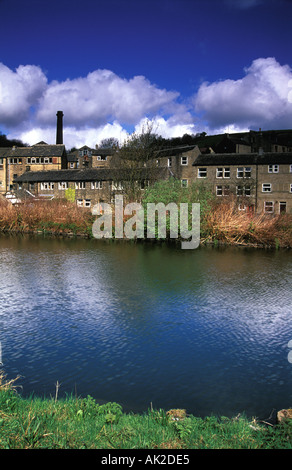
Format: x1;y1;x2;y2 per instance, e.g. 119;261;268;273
0;234;291;419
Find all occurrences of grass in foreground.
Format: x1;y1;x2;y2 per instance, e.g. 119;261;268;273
0;372;291;449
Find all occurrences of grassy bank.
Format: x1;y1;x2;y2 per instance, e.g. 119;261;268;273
0;373;291;449
0;197;291;248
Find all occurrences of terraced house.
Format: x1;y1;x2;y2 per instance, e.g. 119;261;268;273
192;151;292;214
15;167;171;208
0;142;67;194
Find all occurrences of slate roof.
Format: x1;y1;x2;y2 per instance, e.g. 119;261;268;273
192;152;292;166
14;167;171;183
154;145;198;158
3;144;66;157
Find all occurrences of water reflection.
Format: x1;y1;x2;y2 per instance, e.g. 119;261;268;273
0;234;291;418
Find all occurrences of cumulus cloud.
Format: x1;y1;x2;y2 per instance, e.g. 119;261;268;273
36;70;179;127
0;63;47;126
2;58;292;149
15;121;129;150
194;57;292;130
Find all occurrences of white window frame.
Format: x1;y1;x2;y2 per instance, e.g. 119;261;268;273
75;181;86;189
112;181;123;190
216;185;230;197
198;168;207;178
264;201;274;213
262;183;272;192
97;155;107;161
167;157;172;167
181;179;188;187
181;156;188;165
237;167;251;178
216;167;223;178
290;184;292;193
84;199;91;207
91;181;102;189
236;185;251;197
41;182;54;191
268;164;279;173
58;182;68;190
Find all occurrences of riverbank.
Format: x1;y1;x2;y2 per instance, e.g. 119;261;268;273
0;373;291;449
0;198;291;248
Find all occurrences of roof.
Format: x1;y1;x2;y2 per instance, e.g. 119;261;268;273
14;167;171;183
192;152;292;166
155;145;198;158
3;144;66;157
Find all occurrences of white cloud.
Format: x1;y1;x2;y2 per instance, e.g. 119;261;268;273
14;121;129;149
135;116;198;139
194;57;292;130
36;70;180;127
0;63;47;126
2;58;292;149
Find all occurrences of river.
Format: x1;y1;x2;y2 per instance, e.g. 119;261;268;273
0;234;291;419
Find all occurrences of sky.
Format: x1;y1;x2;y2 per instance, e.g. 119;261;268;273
0;0;292;149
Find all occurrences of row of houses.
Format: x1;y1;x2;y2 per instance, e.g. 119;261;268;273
0;118;291;214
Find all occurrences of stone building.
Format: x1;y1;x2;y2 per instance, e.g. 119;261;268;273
192;152;292;214
15;167;171;208
0;142;67;194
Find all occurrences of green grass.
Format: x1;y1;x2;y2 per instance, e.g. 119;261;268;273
0;379;291;449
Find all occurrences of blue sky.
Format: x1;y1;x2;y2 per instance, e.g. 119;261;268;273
0;0;292;148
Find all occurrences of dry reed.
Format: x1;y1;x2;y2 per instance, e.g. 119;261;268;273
203;197;292;248
0;198;94;235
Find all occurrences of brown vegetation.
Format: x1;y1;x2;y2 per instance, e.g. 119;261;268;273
202;197;292;248
0;199;94;236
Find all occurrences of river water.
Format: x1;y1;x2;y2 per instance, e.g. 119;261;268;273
0;234;291;419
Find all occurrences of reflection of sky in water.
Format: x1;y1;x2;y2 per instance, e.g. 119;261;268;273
0;236;291;418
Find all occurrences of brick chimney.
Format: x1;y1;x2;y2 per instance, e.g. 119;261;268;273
56;111;64;144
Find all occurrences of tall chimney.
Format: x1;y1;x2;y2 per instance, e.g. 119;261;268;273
56;111;64;144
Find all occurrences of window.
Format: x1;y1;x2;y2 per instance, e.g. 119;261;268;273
238;204;247;211
216;167;230;178
70;162;75;168
216;168;223;178
198;168;207;178
264;201;274;213
290;184;292;193
91;181;102;189
236;185;251;197
112;181;123;190
181;156;188;165
75;182;86;189
58;182;68;190
41;182;54;190
140;180;149;190
268;164;279;173
237;167;251;178
84;199;91;208
279;202;286;214
168;157;172;167
8;157;21;164
290;164;292;173
181;179;188;187
216;185;230;196
97;156;107;161
77;199;83;207
262;183;272;192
